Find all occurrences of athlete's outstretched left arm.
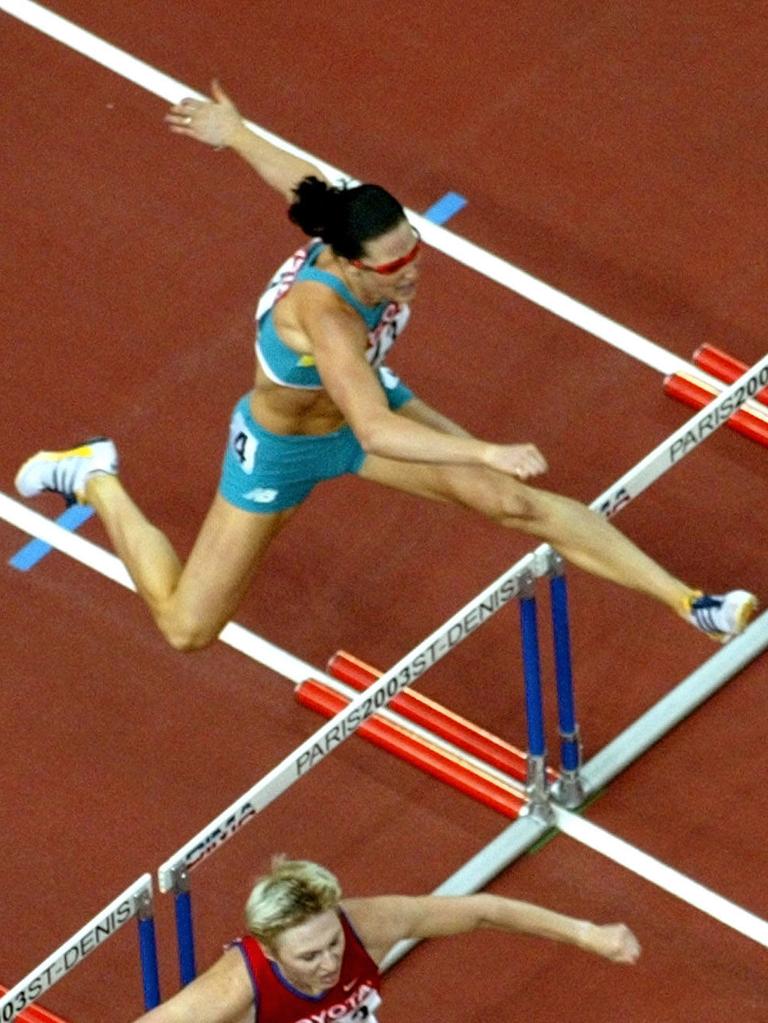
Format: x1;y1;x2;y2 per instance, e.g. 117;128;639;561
343;894;641;966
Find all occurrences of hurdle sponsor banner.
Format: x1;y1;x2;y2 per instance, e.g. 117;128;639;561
591;352;768;520
0;876;152;1023
0;989;69;1023
157;566;533;891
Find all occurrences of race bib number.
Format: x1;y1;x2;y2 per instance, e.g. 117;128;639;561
337;988;382;1023
229;409;258;474
255;244;312;324
367;303;410;366
296;986;381;1023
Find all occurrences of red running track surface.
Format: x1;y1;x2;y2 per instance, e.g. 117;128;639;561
1;3;767;1020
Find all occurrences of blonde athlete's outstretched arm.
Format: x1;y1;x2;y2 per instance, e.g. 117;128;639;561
127;894;638;1023
343;893;641;967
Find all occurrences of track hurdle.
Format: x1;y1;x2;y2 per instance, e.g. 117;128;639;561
313;568;576;821
2;345;766;1000
663;372;768;447
321;554;577;813
694;344;768;406
0;875;159;1023
300;559;575;818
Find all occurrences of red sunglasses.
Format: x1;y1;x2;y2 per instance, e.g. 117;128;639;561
350;228;421;275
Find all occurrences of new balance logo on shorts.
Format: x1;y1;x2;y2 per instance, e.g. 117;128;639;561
243;487;279;503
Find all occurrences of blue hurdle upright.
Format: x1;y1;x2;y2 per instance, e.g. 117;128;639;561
517;553;584;820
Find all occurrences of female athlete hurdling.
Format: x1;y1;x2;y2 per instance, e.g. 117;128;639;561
15;82;756;649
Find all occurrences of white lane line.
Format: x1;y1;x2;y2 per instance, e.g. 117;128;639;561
555;808;768;948
1;0;691;376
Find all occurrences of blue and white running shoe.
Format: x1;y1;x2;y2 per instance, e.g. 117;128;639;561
686;590;758;643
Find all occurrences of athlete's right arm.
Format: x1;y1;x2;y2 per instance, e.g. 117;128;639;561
129;948;254;1023
166;80;327;201
305;297;546;478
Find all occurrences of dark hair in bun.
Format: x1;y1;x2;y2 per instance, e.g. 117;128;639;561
288;176;405;259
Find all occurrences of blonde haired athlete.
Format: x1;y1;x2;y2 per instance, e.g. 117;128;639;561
129;858;641;1022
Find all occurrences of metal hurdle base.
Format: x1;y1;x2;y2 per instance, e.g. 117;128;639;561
382;613;768;969
551;769;586;810
518;753;555;824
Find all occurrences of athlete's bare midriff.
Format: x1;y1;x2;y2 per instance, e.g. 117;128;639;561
250;368;347;436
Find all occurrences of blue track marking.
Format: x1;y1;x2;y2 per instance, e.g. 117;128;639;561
9;504;94;571
423;191;468;224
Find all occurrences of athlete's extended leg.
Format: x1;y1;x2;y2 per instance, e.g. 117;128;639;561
15;439;295;650
357;454;757;641
85;475;294;649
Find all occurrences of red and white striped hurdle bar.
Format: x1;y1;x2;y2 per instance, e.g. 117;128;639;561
327;650;558;785
663;371;768;448
295;679;525;819
694;344;768;408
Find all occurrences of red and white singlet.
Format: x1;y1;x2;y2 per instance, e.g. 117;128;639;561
234;911;382;1023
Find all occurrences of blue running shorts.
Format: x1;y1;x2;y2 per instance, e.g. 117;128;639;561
220;370;414;512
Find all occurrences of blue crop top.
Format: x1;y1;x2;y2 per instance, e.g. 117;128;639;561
254;240;411;389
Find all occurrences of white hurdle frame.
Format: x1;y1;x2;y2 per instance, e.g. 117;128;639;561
0;875;154;1023
1;356;766;896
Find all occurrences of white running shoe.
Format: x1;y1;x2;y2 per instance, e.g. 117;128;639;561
15;438;118;505
686;590;758;643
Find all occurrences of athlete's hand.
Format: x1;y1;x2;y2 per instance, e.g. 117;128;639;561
166;79;243;148
484;443;548;480
586;923;641;964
